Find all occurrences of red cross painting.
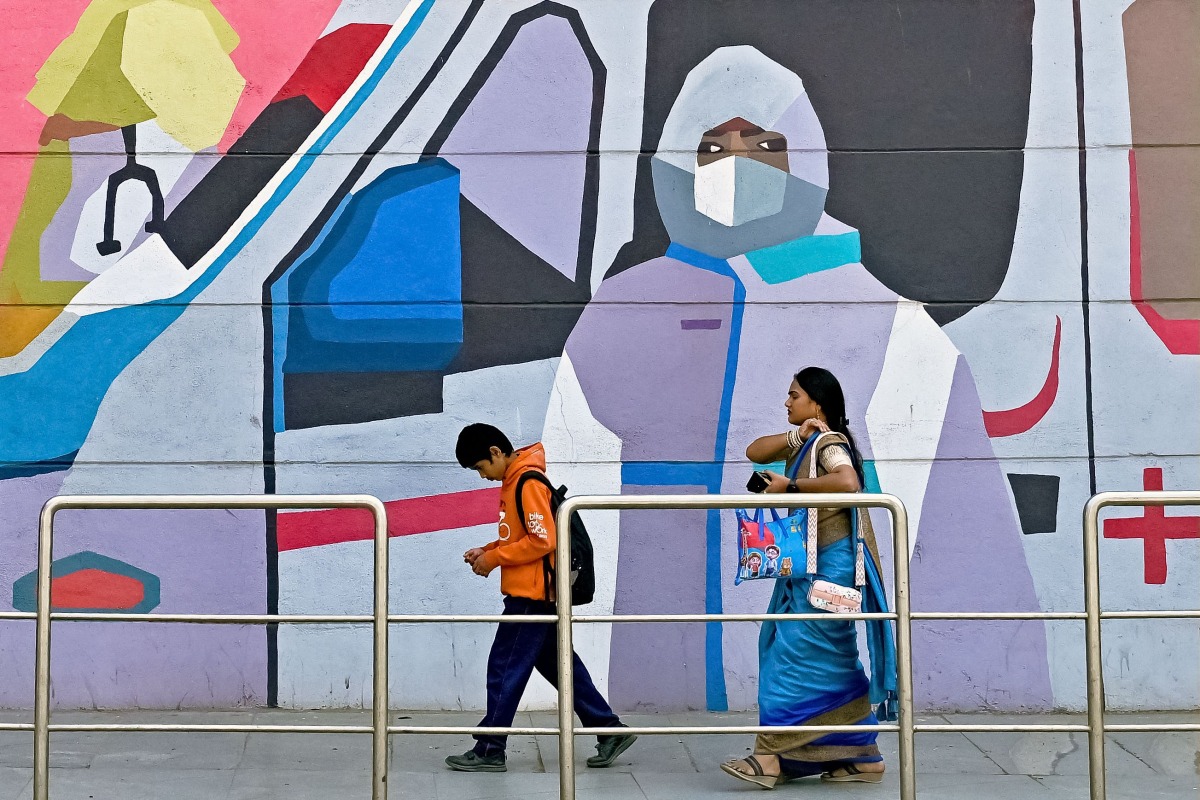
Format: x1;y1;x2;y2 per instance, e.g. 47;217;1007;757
1103;468;1200;585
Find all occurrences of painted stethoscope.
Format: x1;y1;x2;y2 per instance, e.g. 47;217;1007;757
96;124;165;255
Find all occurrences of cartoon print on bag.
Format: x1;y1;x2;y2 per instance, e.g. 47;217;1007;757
763;544;781;576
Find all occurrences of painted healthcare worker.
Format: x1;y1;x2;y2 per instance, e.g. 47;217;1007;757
552;46;1053;713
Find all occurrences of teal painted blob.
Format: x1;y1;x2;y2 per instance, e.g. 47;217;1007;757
745;231;861;284
862;459;881;493
12;551;160;614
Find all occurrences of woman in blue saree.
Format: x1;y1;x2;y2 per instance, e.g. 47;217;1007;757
721;367;897;788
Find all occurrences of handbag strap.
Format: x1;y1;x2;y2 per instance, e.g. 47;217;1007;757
802;431;866;586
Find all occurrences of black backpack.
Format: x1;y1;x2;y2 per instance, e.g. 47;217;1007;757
514;470;596;606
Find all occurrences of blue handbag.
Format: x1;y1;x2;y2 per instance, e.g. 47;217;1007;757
734;432;867;604
733;434;819;585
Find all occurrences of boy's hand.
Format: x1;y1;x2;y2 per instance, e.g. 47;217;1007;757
463;547;486;566
472;552;497;577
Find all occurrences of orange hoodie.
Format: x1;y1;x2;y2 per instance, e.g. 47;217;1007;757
475;443;557;601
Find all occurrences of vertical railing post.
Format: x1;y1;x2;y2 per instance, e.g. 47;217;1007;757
555;498;578;800
370;497;390;800
889;499;916;800
30;494;388;800
1083;495;1107;800
33;498;59;800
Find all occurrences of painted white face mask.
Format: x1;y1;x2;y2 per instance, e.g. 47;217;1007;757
693;155;788;227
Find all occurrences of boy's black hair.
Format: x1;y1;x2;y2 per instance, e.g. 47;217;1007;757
455;423;514;468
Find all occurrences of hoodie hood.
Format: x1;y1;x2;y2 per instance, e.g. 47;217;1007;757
503;442;548;485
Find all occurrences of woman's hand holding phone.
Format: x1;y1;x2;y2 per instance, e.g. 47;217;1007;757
747;470;790;494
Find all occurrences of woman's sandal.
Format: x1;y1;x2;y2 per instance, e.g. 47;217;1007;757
720;755;789;790
820;762;884;784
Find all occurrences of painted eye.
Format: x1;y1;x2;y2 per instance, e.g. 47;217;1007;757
758;138;786;152
699;143;723;154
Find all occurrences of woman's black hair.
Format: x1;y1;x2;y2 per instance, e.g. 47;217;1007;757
794;366;866;488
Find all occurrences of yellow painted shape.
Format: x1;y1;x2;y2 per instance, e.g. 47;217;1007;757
0;142;86;304
26;0;147;116
27;0;239;118
55;11;154;129
120;0;245;151
0;142;86;356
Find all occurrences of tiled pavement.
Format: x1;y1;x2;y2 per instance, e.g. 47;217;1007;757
0;710;1196;799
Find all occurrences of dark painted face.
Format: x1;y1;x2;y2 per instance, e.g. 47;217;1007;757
697;117;789;172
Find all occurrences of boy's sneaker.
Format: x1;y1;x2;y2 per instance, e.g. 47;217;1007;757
587;724;638;768
445;750;507;772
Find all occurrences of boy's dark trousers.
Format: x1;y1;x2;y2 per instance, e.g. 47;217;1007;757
473;596;621;757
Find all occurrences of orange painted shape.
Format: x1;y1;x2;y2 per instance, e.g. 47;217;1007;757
51;568;145;610
0;305;64;357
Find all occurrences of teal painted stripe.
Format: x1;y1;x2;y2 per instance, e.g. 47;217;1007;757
746;231;861;284
862;459;881;493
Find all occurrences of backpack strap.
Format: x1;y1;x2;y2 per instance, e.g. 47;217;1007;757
514;469;558;602
514;470;556;525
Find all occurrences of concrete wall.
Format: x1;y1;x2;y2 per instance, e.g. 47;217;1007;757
1;0;1196;712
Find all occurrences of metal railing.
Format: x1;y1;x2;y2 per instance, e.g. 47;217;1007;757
550;491;1200;800
551;493;914;800
1082;491;1200;800
18;490;1199;800
31;495;390;800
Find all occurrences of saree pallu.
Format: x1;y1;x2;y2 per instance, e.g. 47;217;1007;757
755;532;896;773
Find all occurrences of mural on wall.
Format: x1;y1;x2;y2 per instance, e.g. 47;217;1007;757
0;0;1196;712
560;37;1053;712
0;0;395;708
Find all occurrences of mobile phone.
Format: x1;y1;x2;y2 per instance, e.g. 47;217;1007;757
746;471;771;493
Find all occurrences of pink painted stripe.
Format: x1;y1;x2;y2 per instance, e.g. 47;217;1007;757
277;488;499;552
982;316;1062;438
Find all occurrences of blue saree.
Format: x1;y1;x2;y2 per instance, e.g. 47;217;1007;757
756;520;897;773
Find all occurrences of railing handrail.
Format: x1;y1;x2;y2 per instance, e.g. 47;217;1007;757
551;492;916;800
33;494;391;800
22;488;1199;800
1081;489;1200;800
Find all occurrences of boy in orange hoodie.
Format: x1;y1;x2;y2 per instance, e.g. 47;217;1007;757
446;423;636;772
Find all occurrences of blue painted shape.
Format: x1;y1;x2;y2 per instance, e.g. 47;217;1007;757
271;193;352;432
621;461;723;487
12;551;161;614
0;451;78;480
666;242;730;275
663;241;748;711
745;231;861;285
284;159;463;373
0;0;438;467
0;303;187;465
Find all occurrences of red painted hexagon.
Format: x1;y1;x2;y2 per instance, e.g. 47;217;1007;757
51;568;145;610
12;552;160;614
